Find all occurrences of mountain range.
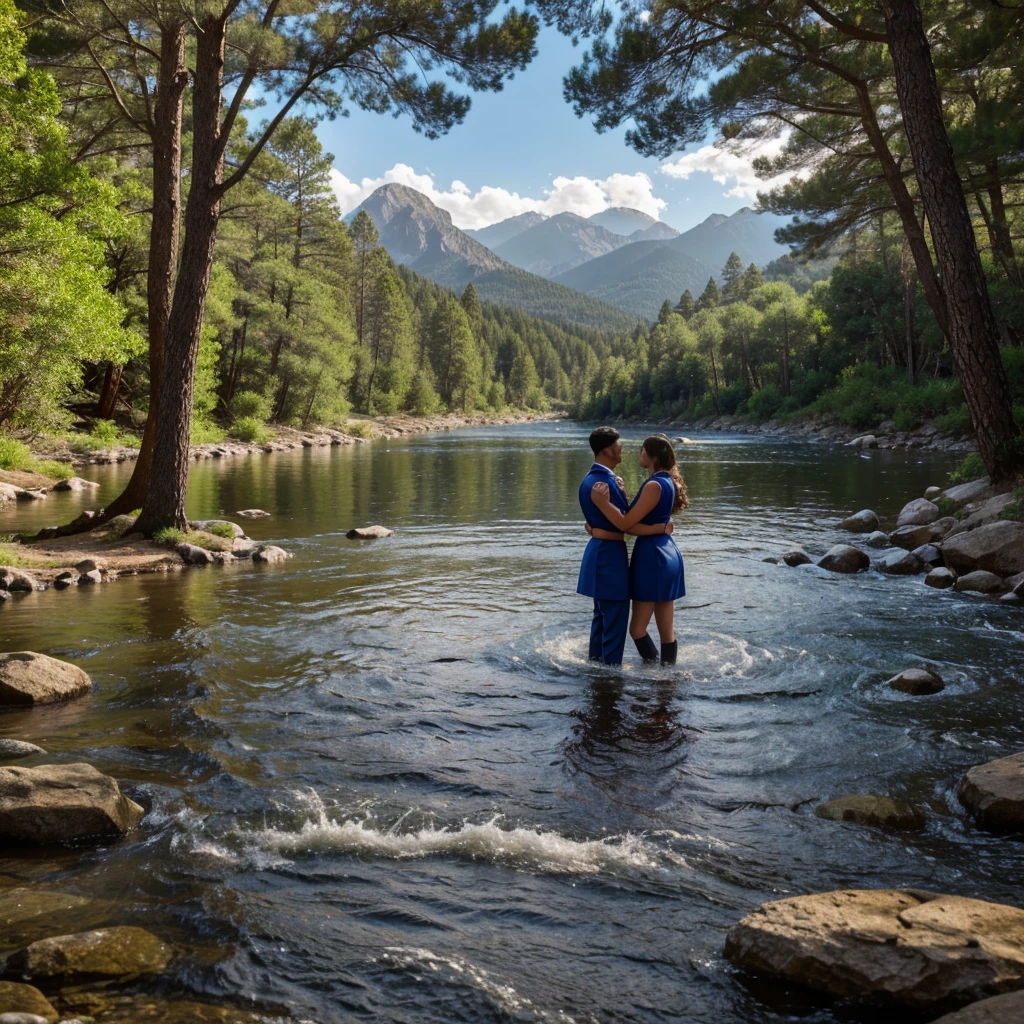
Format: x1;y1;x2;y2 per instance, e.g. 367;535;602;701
349;184;790;326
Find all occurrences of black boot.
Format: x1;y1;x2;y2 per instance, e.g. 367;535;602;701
660;640;678;665
633;634;659;663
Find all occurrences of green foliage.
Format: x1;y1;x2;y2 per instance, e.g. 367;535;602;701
949;453;987;485
207;522;237;539
103;514;139;540
34;459;73;480
344;421;372;438
153;527;186;547
230;416;272;443
747;383;784;420
934;404;972;436
0;436;32;469
1000;488;1024;523
189;421;226;445
0;542;61;568
89;419;121;447
231;391;272;422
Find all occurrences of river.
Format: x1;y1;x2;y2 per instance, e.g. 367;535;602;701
2;423;1023;1024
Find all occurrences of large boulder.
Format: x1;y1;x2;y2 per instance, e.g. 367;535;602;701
0;653;91;706
931;991;1024;1023
897;498;940;527
724;889;1024;1011
876;550;925;575
346;524;395;540
888;668;944;695
0;763;143;844
815;795;924;830
3;927;171;985
946;494;1017;539
943;522;1024;577
944;478;994;507
818;545;869;573
0;982;57;1022
955;571;1009;596
958;753;1024;832
252;545;290;564
838;510;879;533
891;522;950;550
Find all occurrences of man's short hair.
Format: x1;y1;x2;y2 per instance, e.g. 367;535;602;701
589;426;620;456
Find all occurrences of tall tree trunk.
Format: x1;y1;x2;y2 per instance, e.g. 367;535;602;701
135;16;227;534
781;306;790;397
885;0;1021;482
96;362;122;420
902;244;917;384
709;350;721;414
100;22;188;522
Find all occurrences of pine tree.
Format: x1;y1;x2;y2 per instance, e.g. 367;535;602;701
721;252;744;303
676;290;696;319
697;277;720;311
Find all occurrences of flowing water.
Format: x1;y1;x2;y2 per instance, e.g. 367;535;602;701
2;423;1023;1024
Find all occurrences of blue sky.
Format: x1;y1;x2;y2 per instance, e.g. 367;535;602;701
318;24;789;234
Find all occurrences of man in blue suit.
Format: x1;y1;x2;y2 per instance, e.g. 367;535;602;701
577;426;631;665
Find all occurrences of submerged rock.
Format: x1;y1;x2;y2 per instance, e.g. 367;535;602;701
817;544;869;573
782;549;811;567
838;510;879;533
0;763;143;844
815;795;925;830
931;991;1024;1023
958;752;1024;832
0;740;45;760
252;545;290;563
888;667;944;695
346;524;395;540
63;996;284;1023
897;498;940;527
4;926;171;985
0;652;91;706
724;889;1024;1011
954;571;1009;596
0;981;57;1022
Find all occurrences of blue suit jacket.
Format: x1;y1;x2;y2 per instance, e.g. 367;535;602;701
577;463;630;600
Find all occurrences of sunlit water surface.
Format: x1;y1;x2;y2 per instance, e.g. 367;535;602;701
2;424;1023;1024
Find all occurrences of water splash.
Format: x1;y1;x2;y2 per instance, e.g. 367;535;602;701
378;946;591;1024
238;795;684;876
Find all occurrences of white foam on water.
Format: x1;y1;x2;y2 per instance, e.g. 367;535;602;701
239;794;685;877
378;946;590;1023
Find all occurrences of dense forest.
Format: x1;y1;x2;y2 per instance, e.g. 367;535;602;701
2;0;1024;530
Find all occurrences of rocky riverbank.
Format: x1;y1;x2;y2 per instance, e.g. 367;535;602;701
20;411;559;470
0;653;315;1024
669;412;974;454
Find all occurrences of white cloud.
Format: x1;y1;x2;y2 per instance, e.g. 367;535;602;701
660;134;798;200
329;165;667;229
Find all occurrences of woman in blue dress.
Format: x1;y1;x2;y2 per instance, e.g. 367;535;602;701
590;435;688;664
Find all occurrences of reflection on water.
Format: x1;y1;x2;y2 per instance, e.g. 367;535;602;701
2;424;1024;1024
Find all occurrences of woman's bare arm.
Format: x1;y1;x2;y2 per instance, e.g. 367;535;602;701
591;479;661;531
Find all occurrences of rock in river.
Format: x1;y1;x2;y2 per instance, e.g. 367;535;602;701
890;521;950;550
782;549;811;567
724;888;1024;1011
346;524;395;539
942;522;1024;578
897;498;940;527
3;926;171;985
0;570;40;594
817;545;869;573
0;763;143;844
252;545;290;563
864;530;890;548
958;752;1024;832
912;544;944;567
926;567;958;590
815;795;924;830
176;542;214;566
0;652;91;706
235;508;270;518
930;990;1024;1023
0;740;45;760
0;982;57;1022
838;510;879;533
888;667;945;695
954;571;1009;596
875;550;925;575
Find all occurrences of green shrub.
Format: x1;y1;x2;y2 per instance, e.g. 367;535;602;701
153;527;186;547
89;419;122;446
344;421;372;438
190;421;226;445
892;409;917;431
370;389;401;416
1001;487;1024;522
949;452;986;484
0;436;33;470
747;384;784;421
231;390;272;422
230;416;271;443
34;459;74;480
935;404;973;436
208;521;236;539
717;383;749;416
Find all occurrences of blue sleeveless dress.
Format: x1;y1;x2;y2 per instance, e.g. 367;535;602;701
629;472;685;602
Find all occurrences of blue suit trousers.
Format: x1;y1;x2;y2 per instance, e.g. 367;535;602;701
589;598;629;666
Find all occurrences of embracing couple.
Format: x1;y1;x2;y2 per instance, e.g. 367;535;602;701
577;426;688;667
